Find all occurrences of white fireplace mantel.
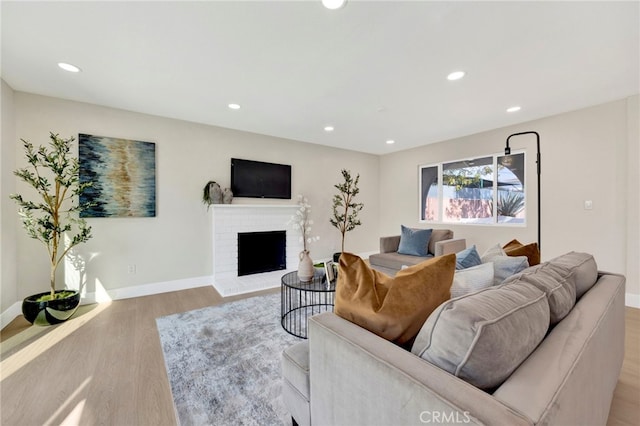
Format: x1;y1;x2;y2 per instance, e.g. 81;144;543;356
211;204;303;296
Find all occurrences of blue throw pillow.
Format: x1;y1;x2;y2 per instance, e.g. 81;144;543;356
456;245;482;270
397;225;432;256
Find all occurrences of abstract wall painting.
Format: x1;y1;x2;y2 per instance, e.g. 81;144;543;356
79;133;156;218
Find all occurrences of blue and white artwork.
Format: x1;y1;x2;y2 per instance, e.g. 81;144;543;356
79;133;156;218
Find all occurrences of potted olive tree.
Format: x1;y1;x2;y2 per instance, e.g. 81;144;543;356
10;133;94;325
330;169;364;261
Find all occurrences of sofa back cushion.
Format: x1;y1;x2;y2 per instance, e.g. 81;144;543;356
548;251;598;299
411;281;550;390
428;229;454;255
503;261;576;324
335;252;455;345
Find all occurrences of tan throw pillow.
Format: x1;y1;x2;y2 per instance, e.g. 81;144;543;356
335;252;455;345
503;239;540;266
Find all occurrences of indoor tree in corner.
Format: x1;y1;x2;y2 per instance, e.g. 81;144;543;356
11;132;95;325
330;169;364;261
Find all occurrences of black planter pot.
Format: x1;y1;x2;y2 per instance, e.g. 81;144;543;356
22;290;81;326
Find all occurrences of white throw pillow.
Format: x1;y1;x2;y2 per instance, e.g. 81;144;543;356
481;244;506;263
450;262;494;298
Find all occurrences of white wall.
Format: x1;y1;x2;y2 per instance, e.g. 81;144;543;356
379;96;639;301
10;92;379;303
1;80;17;312
626;95;640;303
3;89;638;317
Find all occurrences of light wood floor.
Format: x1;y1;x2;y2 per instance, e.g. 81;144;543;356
1;287;638;426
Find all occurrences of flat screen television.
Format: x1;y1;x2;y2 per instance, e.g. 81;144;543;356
230;158;291;199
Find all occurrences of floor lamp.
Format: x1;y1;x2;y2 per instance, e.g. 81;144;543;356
504;131;541;252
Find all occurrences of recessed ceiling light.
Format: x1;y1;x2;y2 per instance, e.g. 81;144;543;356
324;126;334;132
506;106;522;113
58;62;81;73
447;71;465;81
228;103;241;110
322;0;346;10
386;140;395;145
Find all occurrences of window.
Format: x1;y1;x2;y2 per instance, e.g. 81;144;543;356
419;152;525;225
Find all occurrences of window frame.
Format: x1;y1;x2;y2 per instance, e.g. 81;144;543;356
418;150;526;227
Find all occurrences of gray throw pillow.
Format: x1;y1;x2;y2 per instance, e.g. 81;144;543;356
455;245;482;270
397;225;432;256
492;255;529;285
412;281;550;390
450;262;494;298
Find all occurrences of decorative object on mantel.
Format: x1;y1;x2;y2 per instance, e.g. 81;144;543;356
330;169;364;262
11;133;95;325
202;181;223;209
289;195;320;282
222;187;233;204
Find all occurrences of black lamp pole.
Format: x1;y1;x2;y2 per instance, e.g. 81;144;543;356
504;131;541;252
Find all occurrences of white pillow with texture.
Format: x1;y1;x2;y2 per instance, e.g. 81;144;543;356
450;262;495;298
481;244;506;263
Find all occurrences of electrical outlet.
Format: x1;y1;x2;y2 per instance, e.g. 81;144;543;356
584;200;593;210
127;264;137;274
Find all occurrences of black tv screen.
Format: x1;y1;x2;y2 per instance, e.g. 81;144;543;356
231;158;291;199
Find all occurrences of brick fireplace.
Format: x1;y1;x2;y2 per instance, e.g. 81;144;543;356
211;204;302;296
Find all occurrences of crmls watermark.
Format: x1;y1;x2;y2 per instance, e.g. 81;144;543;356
419;410;471;424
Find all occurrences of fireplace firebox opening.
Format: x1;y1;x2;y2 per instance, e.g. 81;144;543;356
237;230;286;276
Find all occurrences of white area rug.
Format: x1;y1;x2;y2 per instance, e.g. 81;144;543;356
156;292;301;425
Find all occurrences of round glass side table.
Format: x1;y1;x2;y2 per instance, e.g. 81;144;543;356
281;270;336;339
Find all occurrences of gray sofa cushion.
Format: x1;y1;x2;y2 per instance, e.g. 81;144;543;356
412;281;550;390
368;251;434;271
429;229;453;255
548;251;598;299
504;261;576;324
282;340;310;400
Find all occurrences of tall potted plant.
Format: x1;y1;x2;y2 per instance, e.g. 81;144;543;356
330;169;364;261
10;132;94;325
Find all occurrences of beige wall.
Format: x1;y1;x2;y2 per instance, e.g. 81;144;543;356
627;96;640;301
1;81;17;312
379;96;639;300
10;92;379;302
3;88;638;313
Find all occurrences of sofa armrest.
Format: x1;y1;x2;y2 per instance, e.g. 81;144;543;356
434;238;466;256
308;313;531;426
379;235;401;253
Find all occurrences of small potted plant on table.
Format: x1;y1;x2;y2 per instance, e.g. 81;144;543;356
10;133;94;325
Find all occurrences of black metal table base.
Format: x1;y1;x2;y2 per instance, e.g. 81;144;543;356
281;270;335;339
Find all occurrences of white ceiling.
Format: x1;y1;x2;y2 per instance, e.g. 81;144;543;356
2;1;638;155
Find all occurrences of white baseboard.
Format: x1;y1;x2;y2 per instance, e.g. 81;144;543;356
1;302;22;330
0;275;215;329
81;275;215;304
626;292;640;309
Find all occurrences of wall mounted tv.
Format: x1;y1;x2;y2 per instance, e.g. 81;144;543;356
231;158;291;199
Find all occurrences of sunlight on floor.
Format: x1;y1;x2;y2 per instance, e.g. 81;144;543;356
43;376;91;426
0;302;111;381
